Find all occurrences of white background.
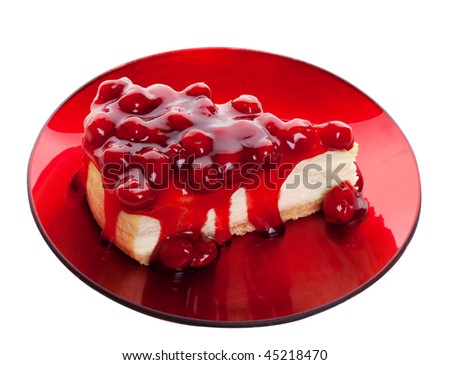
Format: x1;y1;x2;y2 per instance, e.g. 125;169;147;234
1;1;448;363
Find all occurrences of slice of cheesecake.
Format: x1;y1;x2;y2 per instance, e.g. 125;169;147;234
82;78;362;269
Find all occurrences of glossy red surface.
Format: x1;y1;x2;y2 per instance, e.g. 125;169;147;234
323;181;368;224
28;48;421;326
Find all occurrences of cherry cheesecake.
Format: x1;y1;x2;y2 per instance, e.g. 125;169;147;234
82;78;367;270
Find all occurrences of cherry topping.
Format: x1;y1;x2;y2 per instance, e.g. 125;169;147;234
118;88;162;115
316;121;354;150
158;237;194;270
116;117;149;142
231;95;262;114
323;181;368;224
191;238;219;268
234;120;268;148
247;141;281;170
165;143;188;168
247;139;277;166
255;113;284;138
101;141;129;166
212;151;244;185
180;129;214;158
146;83;176;100
94;78;129;104
115;169;156;210
136;149;170;187
167;113;193;131
284;119;313;151
84;113;115;146
146;125;170;146
185;82;212;98
100;142;131;188
196;98;217;116
83;79;363;270
213;150;243;166
188;162;223;192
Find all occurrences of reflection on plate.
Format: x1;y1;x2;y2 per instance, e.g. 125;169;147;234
28;48;421;327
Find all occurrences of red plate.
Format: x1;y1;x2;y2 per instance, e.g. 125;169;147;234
28;48;421;327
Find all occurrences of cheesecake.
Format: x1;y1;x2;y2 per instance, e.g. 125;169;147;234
82;78;365;269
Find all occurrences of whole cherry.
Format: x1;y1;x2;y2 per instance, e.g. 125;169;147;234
191;238;219;268
158;237;194;270
118;87;162;115
116;116;149;142
231;94;262;114
316;121;354;150
284;119;314;151
323;181;368;224
180;129;214;158
84;112;115;146
94;78;130;104
185;82;212;99
167;113;193;131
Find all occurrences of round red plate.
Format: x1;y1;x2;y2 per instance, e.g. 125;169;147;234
28;48;421;327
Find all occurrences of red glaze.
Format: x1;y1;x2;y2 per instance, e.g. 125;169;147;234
116;117;149;142
115;168;156;211
167;113;194;131
158;237;194;270
82;79;361;270
316;121;354;150
134;148;170;187
118;87;162;115
84;113;116;147
180;129;214;158
185;82;212;98
283;119;314;152
156;235;219;270
94;79;129;104
191;238;219;268
231;95;262;114
323;181;368;224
